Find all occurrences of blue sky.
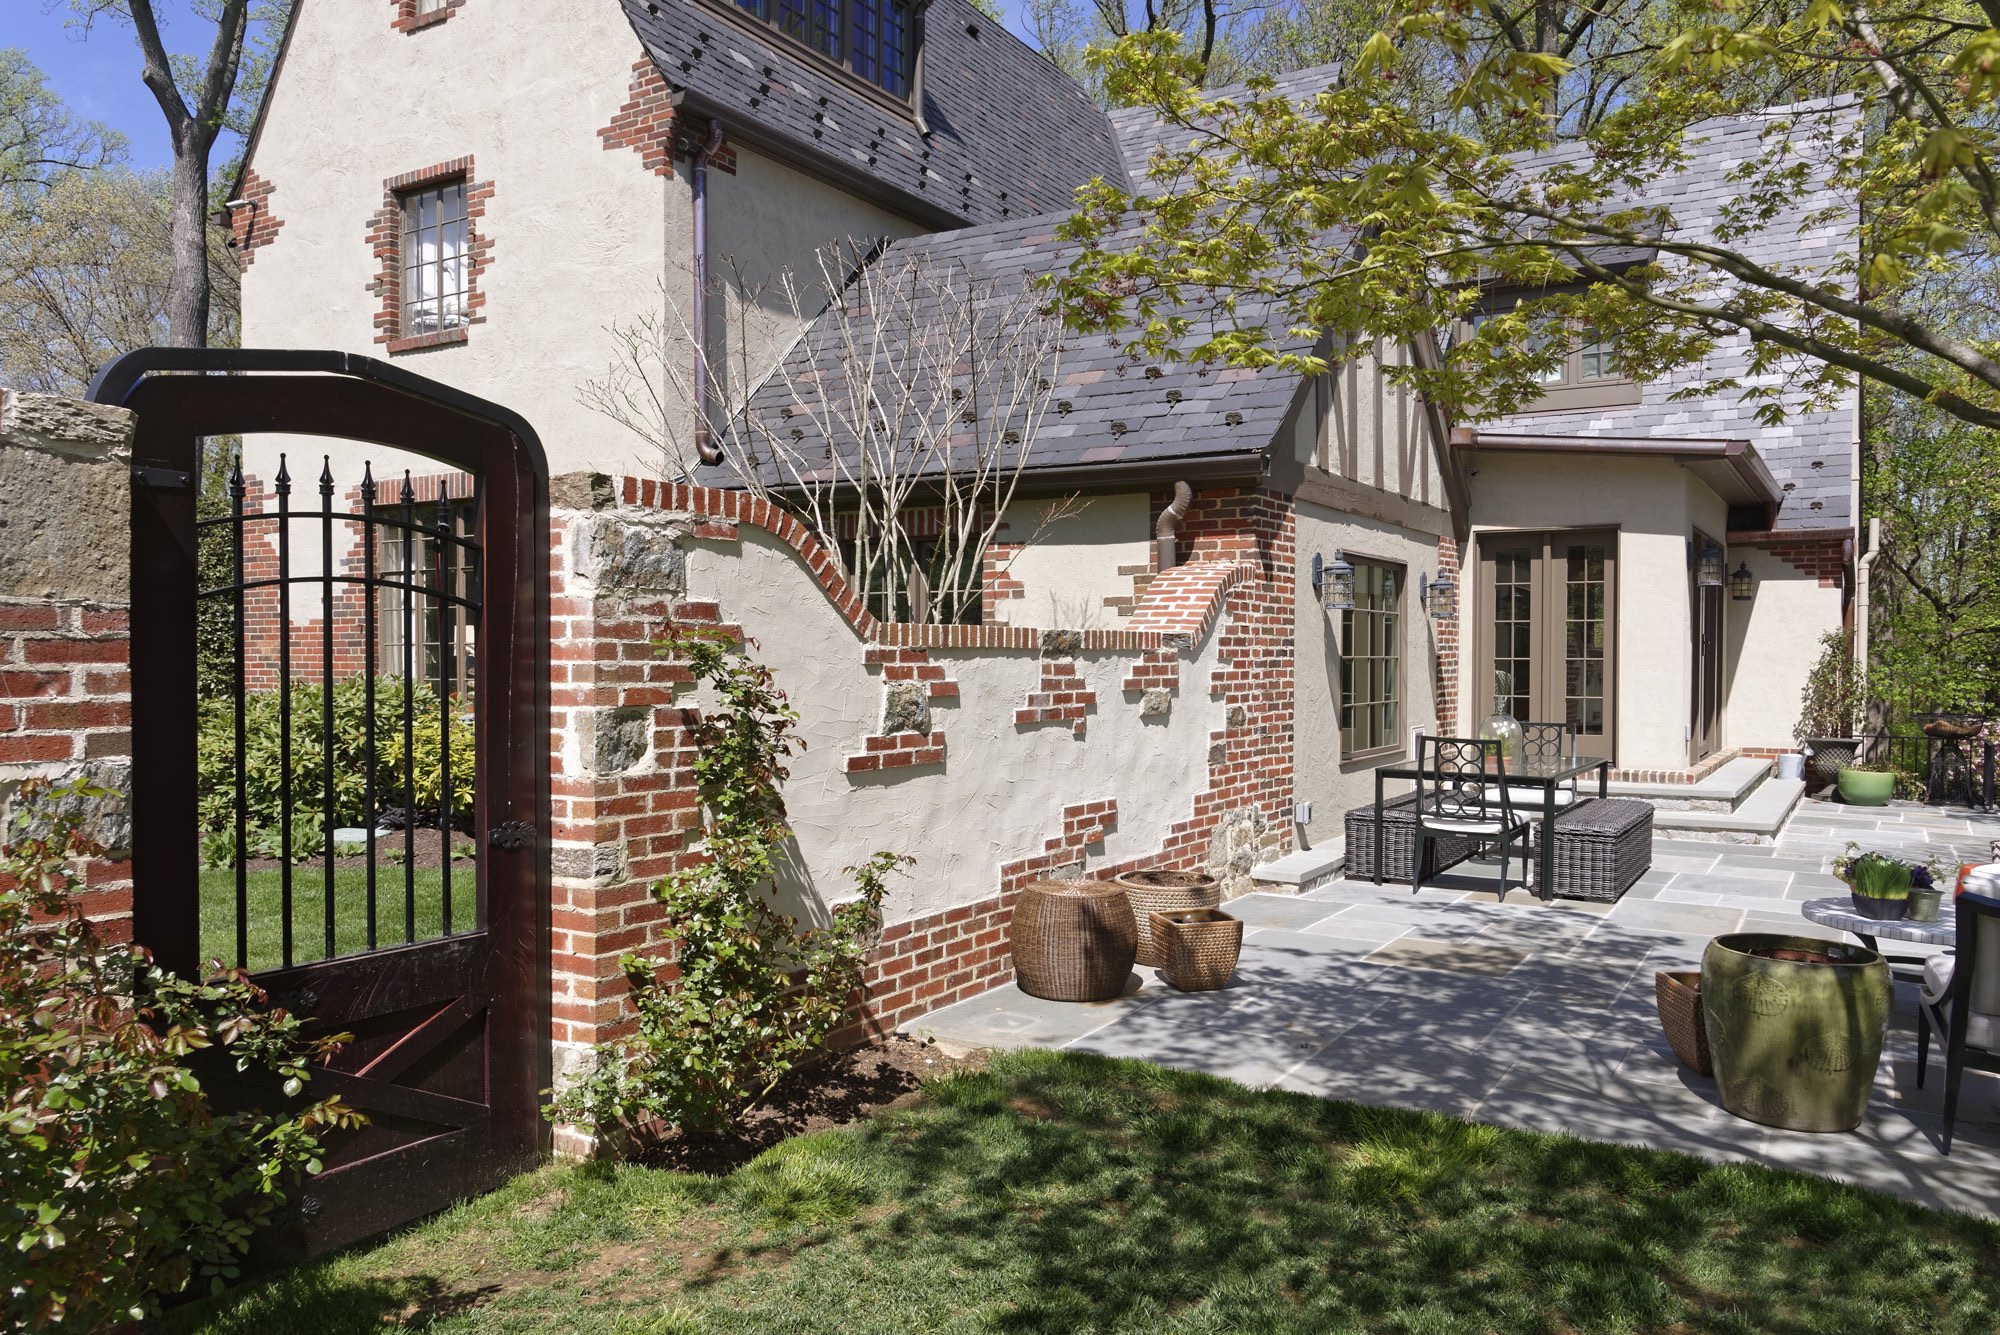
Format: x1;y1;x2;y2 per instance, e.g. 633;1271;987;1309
6;1;1044;175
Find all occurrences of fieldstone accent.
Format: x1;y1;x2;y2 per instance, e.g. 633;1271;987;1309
552;843;625;882
1040;628;1083;656
590;706;650;775
0;391;134;606
882;681;932;735
1206;805;1269;899
1141;688;1173;718
2;760;133;857
550;470;617;511
1226;704;1248;728
0;390;135;459
577;515;686;595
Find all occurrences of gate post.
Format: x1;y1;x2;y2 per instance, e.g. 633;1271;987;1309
0;388;138;936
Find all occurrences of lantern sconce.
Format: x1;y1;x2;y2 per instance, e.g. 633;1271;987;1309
1695;538;1726;589
1729;561;1754;602
1312;550;1356;611
1419;571;1457;620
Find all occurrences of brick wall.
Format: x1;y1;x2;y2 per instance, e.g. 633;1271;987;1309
226;168;283;270
0;390;137;941
600;60;739;178
1433;533;1461;735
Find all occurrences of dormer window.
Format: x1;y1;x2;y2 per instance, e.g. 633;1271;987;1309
1460;297;1640;414
733;0;913;99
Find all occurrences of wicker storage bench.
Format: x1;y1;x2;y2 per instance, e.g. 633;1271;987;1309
1538;798;1653;902
1345;793;1477;884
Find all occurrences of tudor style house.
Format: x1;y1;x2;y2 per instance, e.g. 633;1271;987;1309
231;0;1855;917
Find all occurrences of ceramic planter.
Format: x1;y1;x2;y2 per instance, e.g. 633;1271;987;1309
1701;933;1891;1133
1836;768;1896;806
1847;891;1910;921
1908;888;1945;922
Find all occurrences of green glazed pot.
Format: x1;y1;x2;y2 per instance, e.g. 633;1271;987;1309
1836;768;1896;806
1700;933;1891;1133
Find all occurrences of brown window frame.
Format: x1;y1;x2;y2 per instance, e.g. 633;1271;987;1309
1339;555;1406;764
693;0;920;114
1458;294;1642;415
1472;529;1619;764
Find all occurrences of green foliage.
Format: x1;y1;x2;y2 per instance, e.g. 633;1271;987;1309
1796;629;1864;744
0;778;361;1329
195;677;475;864
547;625;906;1140
1834;846;1914;899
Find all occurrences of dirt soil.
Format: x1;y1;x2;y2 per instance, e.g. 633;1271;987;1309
241;827;470;872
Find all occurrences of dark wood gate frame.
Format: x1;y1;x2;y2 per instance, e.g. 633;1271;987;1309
90;347;551;1253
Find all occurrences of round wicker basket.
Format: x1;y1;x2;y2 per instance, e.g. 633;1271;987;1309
1114;869;1222;967
1010;879;1137;1002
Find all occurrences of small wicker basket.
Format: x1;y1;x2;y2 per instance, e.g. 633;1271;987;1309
1010;879;1137;1002
1654;969;1713;1077
1151;908;1242;992
1116;869;1222;967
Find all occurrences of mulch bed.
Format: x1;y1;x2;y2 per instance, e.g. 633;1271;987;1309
238;827;470;872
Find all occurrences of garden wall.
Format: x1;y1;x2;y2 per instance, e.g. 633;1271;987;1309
0;389;136;937
543;475;1298;1142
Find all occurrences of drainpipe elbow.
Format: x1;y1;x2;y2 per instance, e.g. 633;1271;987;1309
1155;480;1193;572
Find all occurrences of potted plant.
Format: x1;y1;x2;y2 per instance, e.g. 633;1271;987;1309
1833;843;1914;919
1835;762;1897;807
1701;933;1892;1133
1795;629;1862;795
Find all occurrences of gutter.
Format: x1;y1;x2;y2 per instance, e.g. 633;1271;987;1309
691;118;726;466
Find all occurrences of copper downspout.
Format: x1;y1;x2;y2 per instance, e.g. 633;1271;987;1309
691;118;726;465
1155;480;1194;571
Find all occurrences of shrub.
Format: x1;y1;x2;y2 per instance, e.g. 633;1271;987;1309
547;624;907;1141
1796;628;1865;744
195;676;474;863
0;779;361;1328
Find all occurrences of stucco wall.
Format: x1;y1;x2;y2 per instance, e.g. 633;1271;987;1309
1291;499;1442;844
1724;544;1841;752
1318;337;1447;508
989;492;1152;627
681;526;1227;928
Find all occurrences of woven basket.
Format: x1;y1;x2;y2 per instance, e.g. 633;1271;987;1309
1010;879;1137;1002
1151;908;1243;992
1654;970;1713;1077
1116;870;1222;967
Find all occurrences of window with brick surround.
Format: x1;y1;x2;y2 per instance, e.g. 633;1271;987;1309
729;0;912;98
1340;558;1403;759
400;180;468;340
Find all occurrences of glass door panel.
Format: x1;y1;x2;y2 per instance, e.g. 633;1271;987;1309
1478;531;1616;763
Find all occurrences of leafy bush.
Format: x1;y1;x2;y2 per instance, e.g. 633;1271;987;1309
0;779;361;1328
196;676;474;863
1796;628;1866;743
547;625;906;1141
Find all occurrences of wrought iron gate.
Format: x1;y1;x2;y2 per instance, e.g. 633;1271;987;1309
91;349;550;1258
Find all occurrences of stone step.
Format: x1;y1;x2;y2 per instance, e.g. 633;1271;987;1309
1606;755;1774;813
1251;840;1345;893
1649;777;1805;844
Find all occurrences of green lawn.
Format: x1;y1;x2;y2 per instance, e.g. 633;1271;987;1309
199;865;456;972
169;1050;2000;1334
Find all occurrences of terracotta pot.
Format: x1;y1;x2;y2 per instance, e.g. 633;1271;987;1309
1701;933;1891;1133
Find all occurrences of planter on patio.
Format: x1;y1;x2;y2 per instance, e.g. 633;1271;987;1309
1801;737;1859;795
1010;879;1137;1002
1151;908;1242;992
1834;846;1913;921
1700;933;1891;1133
1654;970;1713;1077
1836;766;1896;806
1115;869;1221;967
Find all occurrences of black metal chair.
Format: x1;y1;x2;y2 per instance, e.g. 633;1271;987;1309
1495;720;1582;810
1412;736;1535;896
1917;890;2000;1154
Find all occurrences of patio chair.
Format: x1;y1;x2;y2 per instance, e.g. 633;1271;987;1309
1916;889;2000;1154
1412;736;1535;896
1488;721;1582;810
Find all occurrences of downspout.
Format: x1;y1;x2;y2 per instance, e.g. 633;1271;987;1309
1155;481;1193;571
691;118;726;465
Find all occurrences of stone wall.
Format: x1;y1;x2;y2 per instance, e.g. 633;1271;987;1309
0;388;136;937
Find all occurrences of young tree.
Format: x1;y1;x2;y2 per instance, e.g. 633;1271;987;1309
1053;3;2000;434
59;1;291;349
0;48;119;198
582;243;1069;626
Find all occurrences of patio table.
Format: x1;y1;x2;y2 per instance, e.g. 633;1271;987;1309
1800;895;1955;984
1371;755;1611;901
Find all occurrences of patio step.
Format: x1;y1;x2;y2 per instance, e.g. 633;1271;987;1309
1251;841;1345;893
1605;756;1774;813
1647;776;1805;844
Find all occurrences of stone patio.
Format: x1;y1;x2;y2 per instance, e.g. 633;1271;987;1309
909;798;2000;1219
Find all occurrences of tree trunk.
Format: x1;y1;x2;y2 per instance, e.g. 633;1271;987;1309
167;124;212;348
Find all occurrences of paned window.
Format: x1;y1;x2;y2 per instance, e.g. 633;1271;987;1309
1340;559;1403;757
1462;297;1640;411
377;498;478;700
735;0;911;98
400;181;468;339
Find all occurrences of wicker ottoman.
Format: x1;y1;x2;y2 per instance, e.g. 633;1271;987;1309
1010;879;1138;1001
1539;798;1653;902
1345;793;1476;884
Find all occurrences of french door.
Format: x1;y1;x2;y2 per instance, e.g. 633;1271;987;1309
1476;530;1617;763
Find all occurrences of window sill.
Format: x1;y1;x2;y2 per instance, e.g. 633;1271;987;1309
387;327;468;355
1495;381;1643;415
1341;744;1405;771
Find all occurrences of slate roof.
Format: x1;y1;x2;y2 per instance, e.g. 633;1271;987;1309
706;209;1312;490
1108;64;1343;192
618;0;1128;226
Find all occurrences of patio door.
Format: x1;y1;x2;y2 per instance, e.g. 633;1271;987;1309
1475;531;1616;763
1690;538;1724;762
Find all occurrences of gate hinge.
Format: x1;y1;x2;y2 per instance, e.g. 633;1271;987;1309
132;465;194;491
490;820;536;851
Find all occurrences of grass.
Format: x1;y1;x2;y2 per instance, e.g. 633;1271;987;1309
198;865;455;972
168;1050;2000;1334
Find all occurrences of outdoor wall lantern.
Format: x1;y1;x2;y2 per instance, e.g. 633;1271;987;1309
1312;550;1356;611
1420;571;1457;620
1729;561;1755;602
1696;539;1726;589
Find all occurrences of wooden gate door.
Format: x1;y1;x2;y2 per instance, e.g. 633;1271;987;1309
92;349;550;1258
